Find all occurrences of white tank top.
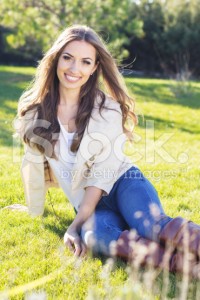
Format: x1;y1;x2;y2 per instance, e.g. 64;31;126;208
46;120;84;210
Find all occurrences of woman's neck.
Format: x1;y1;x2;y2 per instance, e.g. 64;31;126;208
59;86;80;106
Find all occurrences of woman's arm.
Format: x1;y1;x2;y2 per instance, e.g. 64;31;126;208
21;144;46;216
70;186;103;231
64;186;103;257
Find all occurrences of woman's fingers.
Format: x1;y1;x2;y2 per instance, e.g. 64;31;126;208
64;238;74;253
64;230;88;257
64;232;76;252
73;237;82;257
64;232;82;256
80;242;87;257
65;239;75;253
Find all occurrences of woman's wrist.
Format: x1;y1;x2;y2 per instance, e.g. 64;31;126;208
67;187;102;234
68;222;81;233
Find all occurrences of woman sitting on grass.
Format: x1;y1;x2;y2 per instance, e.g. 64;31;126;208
16;24;200;277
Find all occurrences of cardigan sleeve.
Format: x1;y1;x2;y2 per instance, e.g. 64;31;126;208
15;109;46;216
21;144;46;216
16;108;59;215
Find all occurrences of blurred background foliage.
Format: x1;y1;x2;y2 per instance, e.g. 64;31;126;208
0;0;200;78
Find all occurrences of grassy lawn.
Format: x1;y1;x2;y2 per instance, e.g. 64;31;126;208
0;65;200;299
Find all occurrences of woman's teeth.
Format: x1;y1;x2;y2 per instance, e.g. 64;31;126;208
65;74;80;82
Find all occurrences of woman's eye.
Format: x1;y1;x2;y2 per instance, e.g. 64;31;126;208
83;60;91;65
63;55;71;60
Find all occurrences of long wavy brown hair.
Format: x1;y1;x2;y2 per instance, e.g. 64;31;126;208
18;24;137;157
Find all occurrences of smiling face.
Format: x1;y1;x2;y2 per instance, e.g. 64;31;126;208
57;40;98;94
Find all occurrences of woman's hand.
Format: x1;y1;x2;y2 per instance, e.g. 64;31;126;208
63;187;102;257
64;226;87;257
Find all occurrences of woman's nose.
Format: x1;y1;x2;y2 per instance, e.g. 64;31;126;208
69;60;80;73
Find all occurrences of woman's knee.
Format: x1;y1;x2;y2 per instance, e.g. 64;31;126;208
80;211;126;255
80;226;111;255
80;217;96;248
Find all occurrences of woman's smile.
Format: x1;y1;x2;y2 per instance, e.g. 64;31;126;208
64;74;82;83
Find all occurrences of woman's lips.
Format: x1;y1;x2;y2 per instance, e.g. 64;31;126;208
64;74;81;83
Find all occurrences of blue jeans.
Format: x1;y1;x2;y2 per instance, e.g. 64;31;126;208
81;166;172;255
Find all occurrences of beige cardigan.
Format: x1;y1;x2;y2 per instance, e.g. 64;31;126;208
19;96;132;216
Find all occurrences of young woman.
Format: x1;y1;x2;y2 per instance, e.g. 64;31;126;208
17;25;200;277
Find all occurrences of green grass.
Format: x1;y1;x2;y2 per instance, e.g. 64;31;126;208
0;65;200;299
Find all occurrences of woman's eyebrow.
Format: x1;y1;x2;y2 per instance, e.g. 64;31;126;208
62;52;93;61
